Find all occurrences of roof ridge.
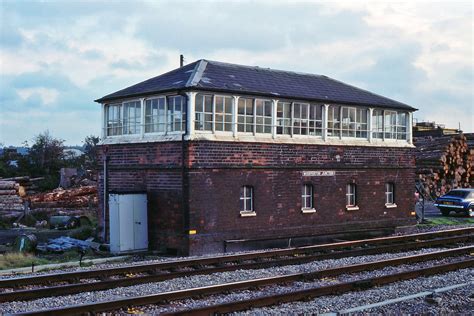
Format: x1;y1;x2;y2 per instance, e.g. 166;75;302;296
203;59;327;79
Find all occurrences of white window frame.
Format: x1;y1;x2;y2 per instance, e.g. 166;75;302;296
105;103;123;137
240;185;256;216
194;93;213;132
327;105;341;137
276;101;292;136
144;96;167;134
237;97;255;134
214;95;233;133
255;99;273;134
385;182;397;208
346;183;359;210
301;184;316;213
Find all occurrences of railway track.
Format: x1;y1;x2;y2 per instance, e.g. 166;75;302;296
15;245;474;315
0;227;472;304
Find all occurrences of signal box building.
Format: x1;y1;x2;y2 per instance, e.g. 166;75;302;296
96;60;417;255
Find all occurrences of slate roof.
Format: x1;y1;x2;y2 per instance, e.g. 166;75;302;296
96;59;416;111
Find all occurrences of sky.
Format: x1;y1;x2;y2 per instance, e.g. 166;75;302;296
0;0;472;146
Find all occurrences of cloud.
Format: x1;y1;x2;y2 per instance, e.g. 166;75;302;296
0;0;472;145
17;87;59;105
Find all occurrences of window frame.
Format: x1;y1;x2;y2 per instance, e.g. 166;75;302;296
144;96;167;134
237;97;255;134
385;182;397;208
239;185;256;216
301;183;316;213
214;95;234;133
346;183;359;210
194;93;213;132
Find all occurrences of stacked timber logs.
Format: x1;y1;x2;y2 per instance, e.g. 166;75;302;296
0;180;25;219
414;133;472;198
29;185;98;209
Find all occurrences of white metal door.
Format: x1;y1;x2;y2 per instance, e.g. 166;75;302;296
119;194;135;251
133;194;148;250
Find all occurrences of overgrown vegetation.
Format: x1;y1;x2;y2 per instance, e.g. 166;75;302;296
0;253;49;270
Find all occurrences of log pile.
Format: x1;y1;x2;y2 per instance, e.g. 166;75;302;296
28;185;98;209
0;181;24;219
414;133;472;198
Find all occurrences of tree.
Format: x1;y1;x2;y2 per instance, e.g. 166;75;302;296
83;135;100;170
27;131;65;190
28;131;65;175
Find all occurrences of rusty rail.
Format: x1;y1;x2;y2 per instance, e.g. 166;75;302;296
18;246;474;315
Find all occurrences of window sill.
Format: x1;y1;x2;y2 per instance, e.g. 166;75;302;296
346;206;360;211
385;203;398;209
240;211;257;217
301;208;316;214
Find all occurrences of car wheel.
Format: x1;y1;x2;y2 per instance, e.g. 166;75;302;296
441;209;450;216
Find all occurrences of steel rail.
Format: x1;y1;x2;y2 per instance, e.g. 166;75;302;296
166;257;474;316
1;233;472;302
17;246;474;316
1;226;472;290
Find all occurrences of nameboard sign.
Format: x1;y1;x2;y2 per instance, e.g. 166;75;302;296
302;171;336;177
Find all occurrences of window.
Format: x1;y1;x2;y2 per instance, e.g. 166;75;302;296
255;99;272;133
372;110;384;139
215;96;233;132
384;111;397;139
277;102;291;135
302;184;314;210
396;112;407;140
145;97;166;133
167;95;186;132
346;183;357;207
240;186;254;213
106;103;122;136
341;107;367;138
328;105;341;137
293;103;309;135
195;94;213;131
123;101;141;135
309;104;323;136
238;98;254;133
385;183;395;205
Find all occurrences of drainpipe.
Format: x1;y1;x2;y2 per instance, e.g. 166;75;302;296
179;92;190;254
102;146;109;242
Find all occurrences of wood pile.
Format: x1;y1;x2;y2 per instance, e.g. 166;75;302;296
414;133;473;198
0;181;24;219
28;185;98;209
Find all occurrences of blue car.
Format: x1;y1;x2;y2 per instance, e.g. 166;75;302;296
434;188;474;217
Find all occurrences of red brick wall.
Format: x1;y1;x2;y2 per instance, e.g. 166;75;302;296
186;141;416;255
97;142;187;254
98;140;416;255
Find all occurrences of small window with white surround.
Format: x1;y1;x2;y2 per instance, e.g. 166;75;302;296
302;184;316;213
346;183;359;210
385;183;397;208
240;186;255;216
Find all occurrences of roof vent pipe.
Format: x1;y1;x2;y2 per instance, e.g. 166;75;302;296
180;54;184;67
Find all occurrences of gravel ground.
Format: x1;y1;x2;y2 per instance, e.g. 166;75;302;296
1;224;471;280
237;270;473;315
0;247;469;314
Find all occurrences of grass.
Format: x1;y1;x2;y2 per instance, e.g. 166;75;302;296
420;216;474;226
0;253;49;270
